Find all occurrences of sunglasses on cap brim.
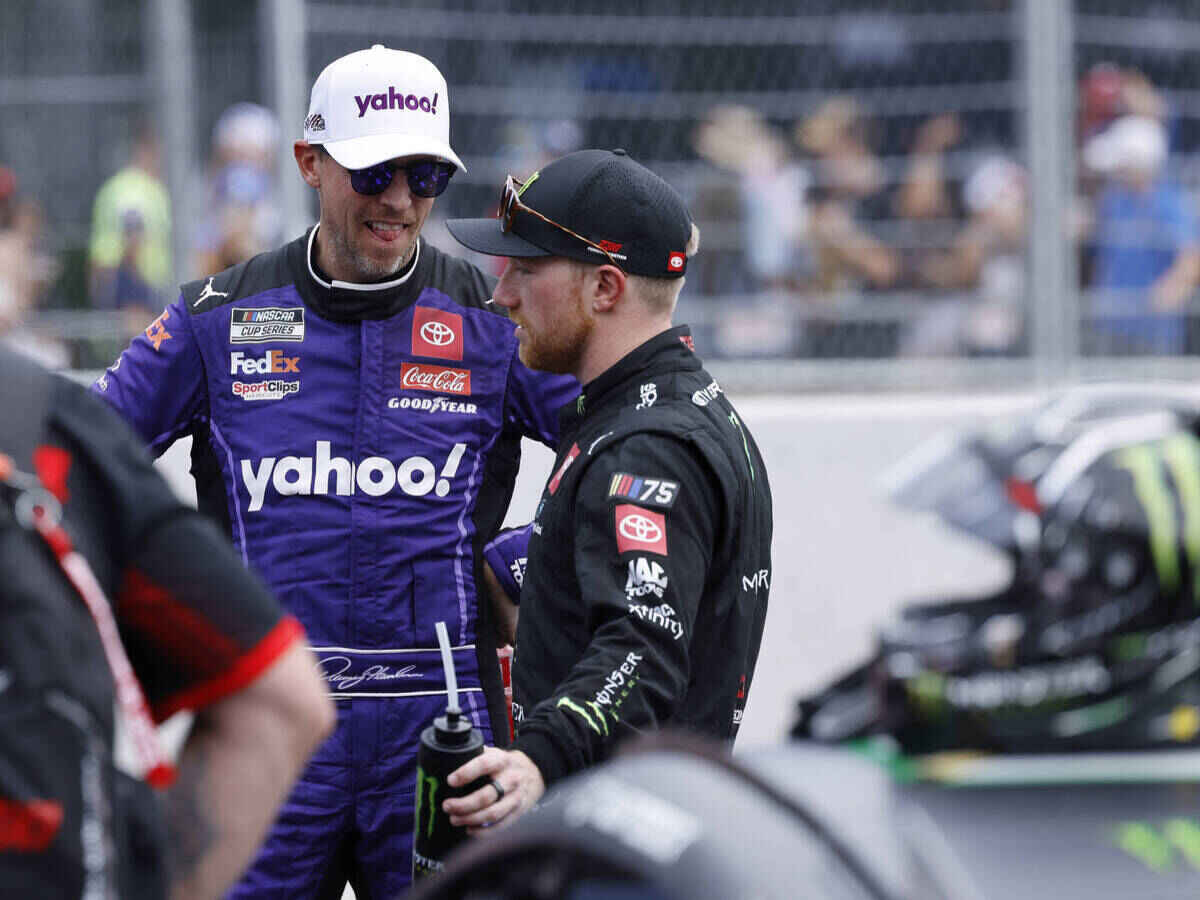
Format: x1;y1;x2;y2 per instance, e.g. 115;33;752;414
347;159;456;198
499;175;621;268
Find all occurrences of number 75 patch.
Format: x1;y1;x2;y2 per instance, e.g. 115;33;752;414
607;472;679;507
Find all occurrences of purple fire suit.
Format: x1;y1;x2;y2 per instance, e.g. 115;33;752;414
92;230;578;899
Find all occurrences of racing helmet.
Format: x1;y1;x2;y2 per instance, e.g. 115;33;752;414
797;390;1200;753
884;385;1200;564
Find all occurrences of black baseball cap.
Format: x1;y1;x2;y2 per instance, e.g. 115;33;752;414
446;149;693;278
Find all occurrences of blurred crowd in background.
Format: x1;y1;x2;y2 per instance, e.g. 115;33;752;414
2;0;1199;369
689;60;1199;359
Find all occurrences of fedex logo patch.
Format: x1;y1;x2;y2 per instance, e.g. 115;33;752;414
231;350;300;375
614;504;667;556
145;309;172;352
412;307;463;360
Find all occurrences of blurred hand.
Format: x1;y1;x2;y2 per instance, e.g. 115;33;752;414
1150;249;1200;312
913;113;962;155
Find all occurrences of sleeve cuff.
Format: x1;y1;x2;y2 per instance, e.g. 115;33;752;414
151;616;306;722
512;729;573;787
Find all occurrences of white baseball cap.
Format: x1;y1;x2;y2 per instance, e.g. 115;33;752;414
303;44;466;172
1083;115;1166;175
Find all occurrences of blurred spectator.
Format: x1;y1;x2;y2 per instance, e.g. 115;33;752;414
894;113;963;224
1079;62;1167;145
694;105;811;292
797;96;899;294
0;167;64;367
88;125;171;328
193;102;283;275
1082;115;1200;354
692;105;810;356
902;154;1028;356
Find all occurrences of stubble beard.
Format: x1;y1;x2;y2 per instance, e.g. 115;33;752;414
519;288;594;375
327;222;417;282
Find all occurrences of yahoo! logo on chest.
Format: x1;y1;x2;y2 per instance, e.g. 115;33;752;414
354;87;439;118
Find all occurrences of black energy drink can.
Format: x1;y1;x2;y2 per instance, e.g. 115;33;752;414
412;707;489;881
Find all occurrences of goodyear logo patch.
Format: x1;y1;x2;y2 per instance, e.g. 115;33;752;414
607;473;679;508
231;308;305;343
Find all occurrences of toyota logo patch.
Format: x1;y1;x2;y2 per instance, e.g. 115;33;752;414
412;306;463;360
420;321;455;346
614;504;668;555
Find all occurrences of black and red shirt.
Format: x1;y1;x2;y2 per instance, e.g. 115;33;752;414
0;347;301;896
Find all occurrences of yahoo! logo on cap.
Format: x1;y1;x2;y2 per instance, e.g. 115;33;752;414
354;87;439;118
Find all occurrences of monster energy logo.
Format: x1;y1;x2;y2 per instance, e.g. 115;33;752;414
557;696;609;736
1115;433;1200;604
414;765;439;839
1114;818;1200;872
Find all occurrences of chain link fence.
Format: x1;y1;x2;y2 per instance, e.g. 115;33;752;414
6;0;1200;387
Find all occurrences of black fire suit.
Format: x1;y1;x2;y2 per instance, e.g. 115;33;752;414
511;326;773;785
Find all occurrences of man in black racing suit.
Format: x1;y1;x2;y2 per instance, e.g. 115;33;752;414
440;148;773;826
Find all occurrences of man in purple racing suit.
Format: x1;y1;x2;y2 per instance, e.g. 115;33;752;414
92;45;577;899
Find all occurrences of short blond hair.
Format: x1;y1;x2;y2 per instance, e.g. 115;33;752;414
631;223;700;316
569;223;700;316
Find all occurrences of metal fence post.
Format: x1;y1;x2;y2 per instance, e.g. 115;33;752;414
146;0;197;284
265;0;311;242
1023;0;1077;384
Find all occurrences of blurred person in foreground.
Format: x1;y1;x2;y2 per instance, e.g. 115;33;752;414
193;102;283;275
442;149;773;828
92;44;578;898
1082;115;1200;355
88;123;171;331
0;345;332;898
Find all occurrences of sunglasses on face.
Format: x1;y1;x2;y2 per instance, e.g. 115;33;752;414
499;175;620;268
347;159;456;198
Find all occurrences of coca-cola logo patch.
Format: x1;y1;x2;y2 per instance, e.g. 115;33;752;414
400;362;472;396
412;307;463;360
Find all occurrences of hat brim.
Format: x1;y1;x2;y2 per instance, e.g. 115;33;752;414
445;217;553;258
321;133;466;173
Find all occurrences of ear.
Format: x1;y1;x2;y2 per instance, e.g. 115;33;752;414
294;141;322;189
588;264;626;314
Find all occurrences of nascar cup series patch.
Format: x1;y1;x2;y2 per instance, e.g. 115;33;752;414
230;308;305;343
607;472;679;508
